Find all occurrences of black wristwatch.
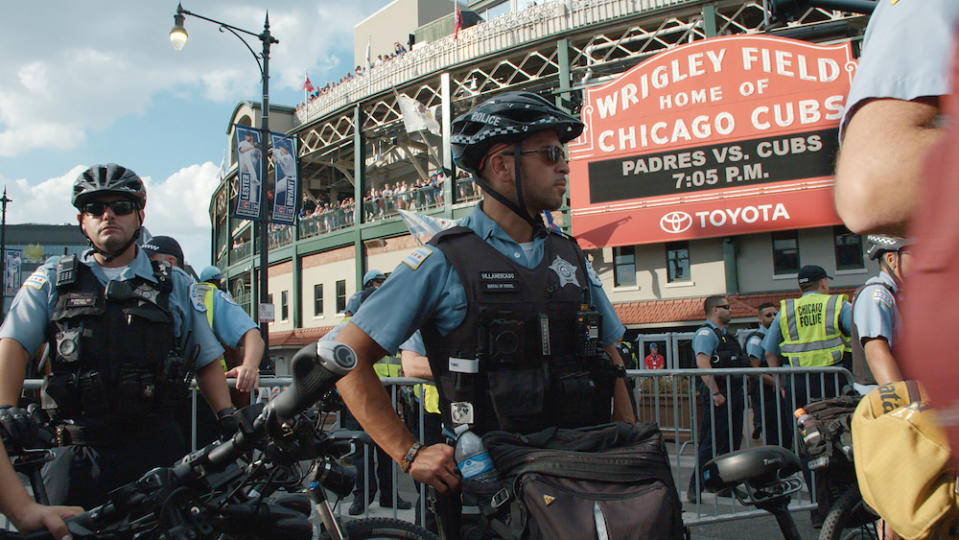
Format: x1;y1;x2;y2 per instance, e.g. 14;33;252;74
613;364;627;378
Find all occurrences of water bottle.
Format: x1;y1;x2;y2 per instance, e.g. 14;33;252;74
453;424;498;482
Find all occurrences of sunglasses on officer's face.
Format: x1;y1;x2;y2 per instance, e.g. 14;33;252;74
514;145;568;165
82;200;138;217
715;304;731;310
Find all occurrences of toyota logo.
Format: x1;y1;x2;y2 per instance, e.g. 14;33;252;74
660;211;693;234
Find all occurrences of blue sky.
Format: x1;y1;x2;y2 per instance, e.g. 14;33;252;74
0;1;393;269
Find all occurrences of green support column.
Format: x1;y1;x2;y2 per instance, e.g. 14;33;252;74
353;104;366;287
557;37;573;235
703;4;717;38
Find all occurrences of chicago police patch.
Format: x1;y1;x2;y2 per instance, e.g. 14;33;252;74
23;270;48;291
872;287;894;309
403;246;432;270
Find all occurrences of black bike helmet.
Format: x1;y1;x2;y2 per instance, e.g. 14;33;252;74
73;163;147;210
451;91;584;174
866;235;911;260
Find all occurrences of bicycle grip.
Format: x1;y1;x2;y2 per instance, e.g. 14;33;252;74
270;341;356;420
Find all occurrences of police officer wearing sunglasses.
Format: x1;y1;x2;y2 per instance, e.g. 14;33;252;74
307;92;633;526
0;164;231;537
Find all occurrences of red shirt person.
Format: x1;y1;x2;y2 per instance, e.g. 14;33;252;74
644;343;665;370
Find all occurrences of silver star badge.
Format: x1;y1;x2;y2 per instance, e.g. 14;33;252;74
548;255;580;288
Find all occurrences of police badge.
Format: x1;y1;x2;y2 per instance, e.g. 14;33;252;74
548;255;580;288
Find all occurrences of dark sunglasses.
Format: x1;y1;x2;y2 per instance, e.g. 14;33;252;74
715;304;731;310
82;200;138;217
517;145;567;164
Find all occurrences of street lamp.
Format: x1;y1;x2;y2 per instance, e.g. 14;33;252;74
0;188;11;312
170;2;278;372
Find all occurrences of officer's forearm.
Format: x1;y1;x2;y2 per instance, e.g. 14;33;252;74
695;353;717;394
607;344;635;423
765;352;782;368
0;444;37;525
0;339;29;406
336;323;416;463
400;350;433;380
862;338;903;386
196;361;232;413
239;329;265;368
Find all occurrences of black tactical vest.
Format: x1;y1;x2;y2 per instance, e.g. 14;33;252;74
850;281;897;386
421;227;617;436
42;256;187;425
704;325;749;391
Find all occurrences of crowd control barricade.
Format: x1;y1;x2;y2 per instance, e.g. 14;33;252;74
630;366;855;527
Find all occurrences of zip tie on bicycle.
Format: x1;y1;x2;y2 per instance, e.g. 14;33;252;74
400;441;425;473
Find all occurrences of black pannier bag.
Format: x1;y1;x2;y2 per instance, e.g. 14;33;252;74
480;422;687;540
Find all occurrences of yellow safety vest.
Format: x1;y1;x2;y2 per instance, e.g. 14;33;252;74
373;355;403;378
778;293;849;368
198;281;228;372
413;381;440;414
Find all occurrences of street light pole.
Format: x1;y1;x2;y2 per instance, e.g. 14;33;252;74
0;188;11;313
170;3;278;372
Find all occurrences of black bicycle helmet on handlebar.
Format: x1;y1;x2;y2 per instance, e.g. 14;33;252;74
451;91;583;235
73;163;147;210
73;163;147;262
866;235;911;260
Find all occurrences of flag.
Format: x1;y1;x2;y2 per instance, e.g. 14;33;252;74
399;210;460;245
302;73;314;93
397;94;441;135
365;37;372;69
454;3;463;40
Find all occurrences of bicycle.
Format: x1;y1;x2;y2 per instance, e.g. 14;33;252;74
702;445;878;540
1;342;437;540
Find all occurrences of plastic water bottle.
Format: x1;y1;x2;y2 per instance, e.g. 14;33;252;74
453;425;498;482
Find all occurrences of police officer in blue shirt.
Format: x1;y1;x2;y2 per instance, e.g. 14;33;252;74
745;302;792;448
0;164;231;536
687;295;749;502
308;92;634;506
851;235;911;394
345;270;386;316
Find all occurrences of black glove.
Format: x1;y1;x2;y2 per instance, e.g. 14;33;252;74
0;406;40;450
217;407;239;439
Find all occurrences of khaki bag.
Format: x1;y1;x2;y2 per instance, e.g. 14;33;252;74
851;381;959;539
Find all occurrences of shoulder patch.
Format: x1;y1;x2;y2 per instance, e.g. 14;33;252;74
403;246;433;270
219;290;239;306
872;287;894;309
189;284;207;312
696;328;712;337
23;270;48;291
585;260;603;287
748;336;762;347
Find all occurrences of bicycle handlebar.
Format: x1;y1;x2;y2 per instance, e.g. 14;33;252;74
4;341;357;540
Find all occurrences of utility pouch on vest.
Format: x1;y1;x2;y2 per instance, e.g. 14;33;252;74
483;422;686;540
155;352;189;409
42;373;80;416
488;367;546;434
78;370;110;417
118;368;155;417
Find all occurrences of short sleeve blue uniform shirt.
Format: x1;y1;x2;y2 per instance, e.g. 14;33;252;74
853;272;898;347
0;249;223;369
350;204;625;354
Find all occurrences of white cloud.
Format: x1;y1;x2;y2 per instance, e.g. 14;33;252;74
0;1;389;157
143;163;222;269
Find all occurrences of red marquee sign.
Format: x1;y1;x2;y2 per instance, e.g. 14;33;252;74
568;35;857;248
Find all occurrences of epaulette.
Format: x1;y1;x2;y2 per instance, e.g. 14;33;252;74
55;255;79;288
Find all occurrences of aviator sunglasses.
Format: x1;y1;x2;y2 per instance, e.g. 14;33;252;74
82;200;138;217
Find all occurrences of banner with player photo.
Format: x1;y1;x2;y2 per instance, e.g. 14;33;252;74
4;249;21;296
234;124;263;220
270;134;298;225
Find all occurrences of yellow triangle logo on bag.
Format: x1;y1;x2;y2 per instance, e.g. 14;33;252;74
543;495;556;506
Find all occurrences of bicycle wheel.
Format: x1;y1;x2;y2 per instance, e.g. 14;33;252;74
321;517;439;540
818;485;879;540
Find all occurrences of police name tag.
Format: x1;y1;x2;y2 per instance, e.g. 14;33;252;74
451;402;474;425
449;357;479;373
480;271;518;293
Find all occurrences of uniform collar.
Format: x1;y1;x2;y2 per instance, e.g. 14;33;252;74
874;271;899;293
704;319;725;333
80;247;158;283
463;202;519;244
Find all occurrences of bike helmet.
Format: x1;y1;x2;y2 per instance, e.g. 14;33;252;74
451;91;583;236
73;163;147;209
451;91;583;174
363;269;386;287
866;235;911;260
200;265;224;283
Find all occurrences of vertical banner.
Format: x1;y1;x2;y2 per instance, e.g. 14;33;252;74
234;124;263;220
4;249;21;296
270;134;298;224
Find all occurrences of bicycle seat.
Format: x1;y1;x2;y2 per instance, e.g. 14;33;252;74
702;446;801;492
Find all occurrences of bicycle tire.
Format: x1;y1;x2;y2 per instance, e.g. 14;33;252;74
818;485;879;540
320;517;439;540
